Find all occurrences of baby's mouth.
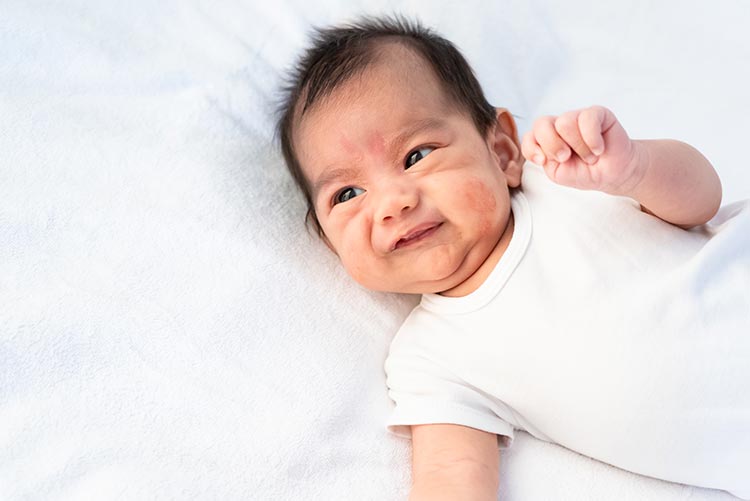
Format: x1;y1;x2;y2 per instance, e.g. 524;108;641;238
392;222;443;251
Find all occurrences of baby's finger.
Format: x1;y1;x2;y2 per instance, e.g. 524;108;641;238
521;130;546;165
554;111;596;164
577;106;608;155
533;116;571;163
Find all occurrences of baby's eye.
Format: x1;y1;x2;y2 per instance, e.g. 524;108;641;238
405;147;435;169
333;186;365;205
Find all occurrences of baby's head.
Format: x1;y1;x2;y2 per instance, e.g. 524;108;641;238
277;16;523;295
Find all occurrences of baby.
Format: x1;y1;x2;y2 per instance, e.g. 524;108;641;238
277;16;750;500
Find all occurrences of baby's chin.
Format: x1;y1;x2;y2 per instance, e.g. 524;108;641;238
344;244;481;293
358;281;447;295
352;266;470;295
388;246;499;295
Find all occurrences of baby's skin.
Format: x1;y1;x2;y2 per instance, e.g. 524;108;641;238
294;43;723;500
295;43;721;300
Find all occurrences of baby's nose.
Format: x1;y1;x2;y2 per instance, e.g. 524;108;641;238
375;181;419;222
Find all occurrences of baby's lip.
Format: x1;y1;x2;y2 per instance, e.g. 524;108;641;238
391;221;443;251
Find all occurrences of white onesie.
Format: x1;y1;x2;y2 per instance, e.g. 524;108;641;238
385;163;750;498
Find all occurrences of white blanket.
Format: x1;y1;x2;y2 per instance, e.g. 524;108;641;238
1;1;748;499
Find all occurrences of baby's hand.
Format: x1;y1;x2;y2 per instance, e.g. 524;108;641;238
521;106;641;195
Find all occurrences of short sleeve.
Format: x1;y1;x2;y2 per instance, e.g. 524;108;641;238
384;347;515;449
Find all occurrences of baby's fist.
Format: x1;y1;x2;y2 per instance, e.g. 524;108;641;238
521;106;640;194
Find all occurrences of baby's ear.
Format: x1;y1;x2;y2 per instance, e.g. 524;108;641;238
489;108;523;188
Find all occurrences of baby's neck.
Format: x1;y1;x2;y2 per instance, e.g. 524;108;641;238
438;213;515;298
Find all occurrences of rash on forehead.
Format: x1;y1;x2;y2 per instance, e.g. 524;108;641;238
337;130;385;160
338;134;357;154
367;131;386;156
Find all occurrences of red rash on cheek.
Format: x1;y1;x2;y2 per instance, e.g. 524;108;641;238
462;178;498;233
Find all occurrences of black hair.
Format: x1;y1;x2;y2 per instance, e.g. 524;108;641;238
276;15;497;236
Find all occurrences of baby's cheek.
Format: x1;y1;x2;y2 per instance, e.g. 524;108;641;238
337;230;376;284
460;178;499;233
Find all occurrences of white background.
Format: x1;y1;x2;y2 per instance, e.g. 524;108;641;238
1;1;748;499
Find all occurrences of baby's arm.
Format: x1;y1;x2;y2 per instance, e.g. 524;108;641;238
521;106;722;228
410;424;499;501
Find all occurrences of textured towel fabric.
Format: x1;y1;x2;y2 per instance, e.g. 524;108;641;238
1;1;748;500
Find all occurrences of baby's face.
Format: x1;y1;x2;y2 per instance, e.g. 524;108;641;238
295;45;521;295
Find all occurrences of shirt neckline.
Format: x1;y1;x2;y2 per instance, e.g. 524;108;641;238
420;190;532;314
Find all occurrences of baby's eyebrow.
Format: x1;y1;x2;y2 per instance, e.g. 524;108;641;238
312;167;359;201
388;117;448;156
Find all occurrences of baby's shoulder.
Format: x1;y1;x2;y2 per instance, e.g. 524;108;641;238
388;301;461;356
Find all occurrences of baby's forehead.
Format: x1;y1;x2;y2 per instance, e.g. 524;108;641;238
304;43;445;108
298;65;452;149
